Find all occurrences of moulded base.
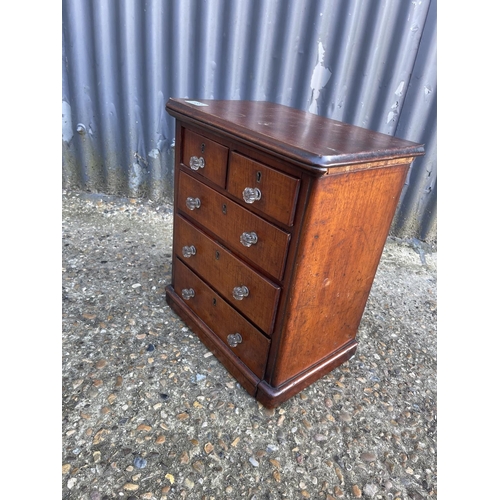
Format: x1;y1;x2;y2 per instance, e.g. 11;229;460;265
166;284;358;407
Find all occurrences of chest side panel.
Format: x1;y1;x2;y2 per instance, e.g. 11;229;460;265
270;163;411;387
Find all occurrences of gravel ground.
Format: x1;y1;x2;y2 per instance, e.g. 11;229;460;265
62;189;437;500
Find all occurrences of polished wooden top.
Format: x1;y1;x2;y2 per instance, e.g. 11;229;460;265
166;98;424;171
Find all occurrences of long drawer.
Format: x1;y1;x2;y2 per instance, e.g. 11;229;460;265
174;214;280;335
177;170;290;280
173;258;270;379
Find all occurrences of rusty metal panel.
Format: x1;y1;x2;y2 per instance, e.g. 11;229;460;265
62;0;437;242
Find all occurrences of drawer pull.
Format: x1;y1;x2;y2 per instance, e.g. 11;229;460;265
186;197;201;210
232;285;249;300
181;288;195;300
242;187;261;204
189;156;205;170
240;231;258;247
182;245;197;258
227;332;243;348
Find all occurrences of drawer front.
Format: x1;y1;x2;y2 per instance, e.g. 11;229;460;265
174;215;280;335
227;152;300;226
174;258;270;379
177;171;290;280
181;128;229;187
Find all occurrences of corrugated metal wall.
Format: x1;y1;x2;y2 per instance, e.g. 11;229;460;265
62;0;437;242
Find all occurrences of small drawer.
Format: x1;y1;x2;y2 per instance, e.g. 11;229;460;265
177;171;290;281
227;152;300;226
174;258;270;379
181;128;228;187
174;214;280;335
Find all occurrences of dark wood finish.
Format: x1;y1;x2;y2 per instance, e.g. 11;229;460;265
173;259;270;379
227;152;300;226
181;128;228;187
165;98;425;407
167;98;425;171
177;170;291;280
174;214;281;335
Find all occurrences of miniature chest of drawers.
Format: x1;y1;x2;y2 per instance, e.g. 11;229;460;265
165;98;424;408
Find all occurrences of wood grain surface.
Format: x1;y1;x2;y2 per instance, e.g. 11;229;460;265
168;98;425;171
174;214;281;335
270;163;411;386
173;259;270;379
177;170;291;281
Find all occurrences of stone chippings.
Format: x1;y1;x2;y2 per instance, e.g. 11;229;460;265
62;190;437;500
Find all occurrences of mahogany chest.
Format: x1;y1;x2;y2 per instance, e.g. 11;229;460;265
165;98;424;408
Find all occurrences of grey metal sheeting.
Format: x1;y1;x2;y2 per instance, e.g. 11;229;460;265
62;0;437;242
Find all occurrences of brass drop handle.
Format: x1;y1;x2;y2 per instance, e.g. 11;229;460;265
181;288;195;300
232;285;249;300
227;333;243;348
240;231;258;247
186;197;201;210
182;245;196;258
242;187;261;204
189;156;205;170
